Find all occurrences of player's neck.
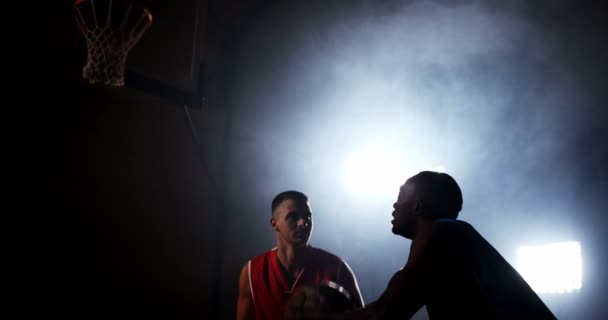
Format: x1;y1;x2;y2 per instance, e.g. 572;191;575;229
412;217;435;240
276;243;308;273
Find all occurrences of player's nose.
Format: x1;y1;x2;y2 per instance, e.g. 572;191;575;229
296;217;309;228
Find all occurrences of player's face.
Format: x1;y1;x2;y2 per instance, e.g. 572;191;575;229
272;199;313;247
392;181;418;239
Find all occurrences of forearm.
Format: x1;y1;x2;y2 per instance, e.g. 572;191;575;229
328;302;381;320
330;266;424;320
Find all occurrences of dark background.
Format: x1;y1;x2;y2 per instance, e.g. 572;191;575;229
47;1;607;319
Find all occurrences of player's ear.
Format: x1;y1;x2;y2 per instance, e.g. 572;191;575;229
270;217;278;231
413;200;424;217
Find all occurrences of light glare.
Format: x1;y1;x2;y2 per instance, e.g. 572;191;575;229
344;148;445;200
516;241;582;294
344;149;404;198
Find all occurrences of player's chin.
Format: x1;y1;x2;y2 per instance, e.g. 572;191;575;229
293;232;310;241
296;240;310;246
292;237;310;247
391;225;405;236
393;226;413;239
391;224;399;234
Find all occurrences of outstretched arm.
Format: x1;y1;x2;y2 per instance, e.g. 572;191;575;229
332;265;425;320
288;228;451;320
236;263;255;320
329;223;454;319
287;264;425;320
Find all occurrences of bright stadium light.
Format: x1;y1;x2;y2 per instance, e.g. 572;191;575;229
516;241;582;294
430;165;446;173
343;148;405;198
343;147;446;200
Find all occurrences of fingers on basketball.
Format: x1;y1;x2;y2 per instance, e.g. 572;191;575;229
288;288;307;309
286;286;329;319
302;286;322;309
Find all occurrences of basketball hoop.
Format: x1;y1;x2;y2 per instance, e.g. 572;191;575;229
73;0;152;87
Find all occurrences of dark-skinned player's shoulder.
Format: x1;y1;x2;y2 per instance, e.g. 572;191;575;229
428;219;462;238
422;219;471;253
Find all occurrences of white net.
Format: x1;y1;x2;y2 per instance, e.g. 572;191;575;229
73;0;152;87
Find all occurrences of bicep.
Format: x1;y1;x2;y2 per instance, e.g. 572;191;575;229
237;263;255;320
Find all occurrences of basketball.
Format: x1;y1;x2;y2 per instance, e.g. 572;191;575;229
291;281;358;314
301;285;322;309
318;281;358;312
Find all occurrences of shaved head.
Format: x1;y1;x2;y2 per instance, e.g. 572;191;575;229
406;171;463;219
271;190;308;218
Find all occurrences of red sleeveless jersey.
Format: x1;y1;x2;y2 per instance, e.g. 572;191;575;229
248;247;343;320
